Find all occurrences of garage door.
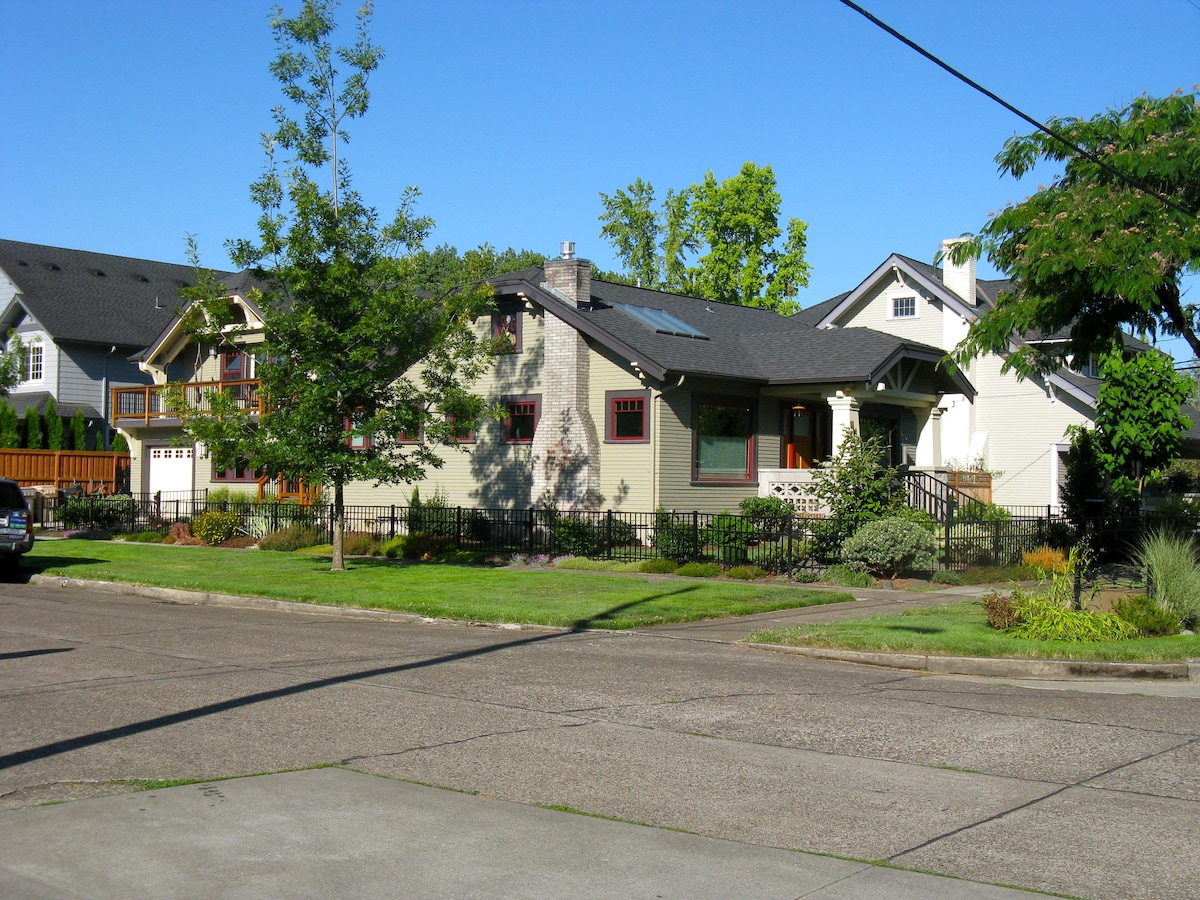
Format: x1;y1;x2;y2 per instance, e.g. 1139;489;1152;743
148;446;194;495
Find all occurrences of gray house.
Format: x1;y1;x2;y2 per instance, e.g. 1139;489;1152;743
0;239;214;447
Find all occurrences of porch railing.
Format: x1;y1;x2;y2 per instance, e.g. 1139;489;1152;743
111;380;263;427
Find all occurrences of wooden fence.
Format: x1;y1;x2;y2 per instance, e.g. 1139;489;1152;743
0;449;131;493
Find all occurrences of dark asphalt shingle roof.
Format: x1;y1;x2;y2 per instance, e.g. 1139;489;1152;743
496;270;965;391
0;239;238;348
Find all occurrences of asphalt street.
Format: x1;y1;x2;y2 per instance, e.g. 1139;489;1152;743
2;580;1198;898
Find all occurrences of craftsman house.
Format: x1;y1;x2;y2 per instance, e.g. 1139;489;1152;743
114;243;974;513
798;240;1150;509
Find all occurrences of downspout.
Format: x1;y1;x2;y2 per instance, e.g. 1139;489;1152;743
101;345;115;449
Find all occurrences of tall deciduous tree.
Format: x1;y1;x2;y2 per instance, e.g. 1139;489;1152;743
598;163;810;313
951;91;1200;375
181;0;496;571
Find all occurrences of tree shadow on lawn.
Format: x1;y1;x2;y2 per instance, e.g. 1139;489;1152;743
884;624;945;635
0;586;701;771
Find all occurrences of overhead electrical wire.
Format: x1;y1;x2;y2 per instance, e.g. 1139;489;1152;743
836;0;1198;222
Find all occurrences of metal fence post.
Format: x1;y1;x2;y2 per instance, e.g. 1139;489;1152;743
456;506;462;549
389;505;396;539
944;505;953;571
527;507;535;553
606;510;613;560
692;511;700;562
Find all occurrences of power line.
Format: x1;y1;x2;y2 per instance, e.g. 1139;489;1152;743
835;0;1198;222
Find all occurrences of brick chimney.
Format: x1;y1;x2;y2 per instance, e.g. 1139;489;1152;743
531;243;601;511
941;238;977;305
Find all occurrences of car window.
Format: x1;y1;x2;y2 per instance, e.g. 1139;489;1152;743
0;484;27;508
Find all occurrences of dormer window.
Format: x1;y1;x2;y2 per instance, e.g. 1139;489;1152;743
23;343;44;383
890;295;917;319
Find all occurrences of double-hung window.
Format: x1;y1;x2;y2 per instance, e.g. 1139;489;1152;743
493;307;522;354
24;343;43;383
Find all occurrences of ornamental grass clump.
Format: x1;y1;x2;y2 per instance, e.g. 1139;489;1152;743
1135;529;1200;628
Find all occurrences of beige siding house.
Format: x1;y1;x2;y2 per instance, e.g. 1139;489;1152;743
799;240;1130;509
114;245;975;515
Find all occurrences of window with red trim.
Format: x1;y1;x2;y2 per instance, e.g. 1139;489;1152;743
504;398;539;443
213;459;264;482
606;390;650;443
221;350;244;380
345;411;372;450
493;308;522;353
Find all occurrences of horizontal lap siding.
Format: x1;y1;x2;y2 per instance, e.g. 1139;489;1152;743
588;346;651;511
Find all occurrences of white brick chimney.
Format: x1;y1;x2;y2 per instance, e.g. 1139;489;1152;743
531;244;601;511
941;238;977;305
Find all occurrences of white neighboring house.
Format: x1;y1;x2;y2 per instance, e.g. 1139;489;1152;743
798;240;1150;511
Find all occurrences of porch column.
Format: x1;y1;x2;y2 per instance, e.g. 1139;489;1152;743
826;393;860;456
916;406;943;468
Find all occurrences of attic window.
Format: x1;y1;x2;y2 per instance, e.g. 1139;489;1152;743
890;295;917;319
615;303;708;340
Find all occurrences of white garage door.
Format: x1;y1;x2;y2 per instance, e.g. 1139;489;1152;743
148;446;194;495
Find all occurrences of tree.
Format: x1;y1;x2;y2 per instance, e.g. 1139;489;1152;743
0;403;19;449
45;396;63;451
180;0;496;572
403;243;546;292
598;163;810;313
70;410;88;451
23;407;41;450
811;427;904;551
951;91;1200;376
1093;348;1193;507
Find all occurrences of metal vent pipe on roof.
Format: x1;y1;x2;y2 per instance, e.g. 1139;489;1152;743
560;241;575;260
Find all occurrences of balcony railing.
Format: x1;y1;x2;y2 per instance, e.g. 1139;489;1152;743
111;380;263;427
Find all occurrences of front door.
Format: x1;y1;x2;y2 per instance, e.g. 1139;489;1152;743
784;405;825;468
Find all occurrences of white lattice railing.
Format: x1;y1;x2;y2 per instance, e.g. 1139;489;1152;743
758;468;828;516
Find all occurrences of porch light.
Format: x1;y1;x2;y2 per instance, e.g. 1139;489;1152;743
791;403;807;412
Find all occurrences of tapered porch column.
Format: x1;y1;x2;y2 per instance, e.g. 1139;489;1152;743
826;393;860;455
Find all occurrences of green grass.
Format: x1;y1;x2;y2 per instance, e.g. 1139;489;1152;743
749;601;1200;661
26;540;852;630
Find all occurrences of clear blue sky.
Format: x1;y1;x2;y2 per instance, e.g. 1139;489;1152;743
3;1;1197;351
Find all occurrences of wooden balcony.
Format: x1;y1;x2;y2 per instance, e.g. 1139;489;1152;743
111;380;263;428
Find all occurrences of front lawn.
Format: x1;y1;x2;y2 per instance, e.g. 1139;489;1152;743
749;602;1200;661
24;540;852;630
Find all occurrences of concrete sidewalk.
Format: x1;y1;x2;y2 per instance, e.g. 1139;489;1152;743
0;767;1039;899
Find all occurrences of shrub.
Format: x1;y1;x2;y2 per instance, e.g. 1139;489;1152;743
1022;545;1068;575
1135;529;1200;628
207;488;260;511
260;524;321;552
653;509;699;563
382;536;406;558
59;494;136;530
841;516;938;580
639;558;678;574
954;500;1011;524
1149;496;1200;532
754;540;813;574
821;563;874;588
392;532;454;560
676;562;721;578
704;512;755;563
737;496;794;538
220;535;258;549
980;590;1020;630
726;565;766;580
1113;594;1182;637
931;569;962;585
190;511;243;546
555;557;623;572
811;428;904;548
1158;458;1200;494
549;513;600;558
343;531;382;556
168;521;202;546
118;530;165;543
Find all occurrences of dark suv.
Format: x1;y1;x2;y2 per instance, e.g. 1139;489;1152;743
0;478;34;574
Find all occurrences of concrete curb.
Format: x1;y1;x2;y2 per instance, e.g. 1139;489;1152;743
747;642;1200;681
27;573;563;632
31;573;1199;682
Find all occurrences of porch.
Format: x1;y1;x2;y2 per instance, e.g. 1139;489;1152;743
111;380;263;428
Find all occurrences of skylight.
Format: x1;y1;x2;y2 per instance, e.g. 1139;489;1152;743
615;303;708;340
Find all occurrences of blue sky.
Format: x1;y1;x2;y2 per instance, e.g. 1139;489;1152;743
3;0;1197;352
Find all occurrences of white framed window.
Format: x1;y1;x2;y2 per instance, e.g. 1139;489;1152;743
24;343;44;383
889;295;917;319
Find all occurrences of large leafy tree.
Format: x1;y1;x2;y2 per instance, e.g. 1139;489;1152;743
951;91;1200;375
180;0;495;571
598;163;810;313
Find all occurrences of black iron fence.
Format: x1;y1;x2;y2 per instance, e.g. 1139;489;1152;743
38;489;1136;574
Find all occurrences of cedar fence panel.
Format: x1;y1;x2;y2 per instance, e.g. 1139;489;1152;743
0;449;131;492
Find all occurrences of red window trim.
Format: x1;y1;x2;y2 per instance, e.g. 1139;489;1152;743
493;308;522;354
503;396;539;443
605;389;650;444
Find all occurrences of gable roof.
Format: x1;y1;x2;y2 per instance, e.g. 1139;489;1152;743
0;239;233;349
491;268;974;398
